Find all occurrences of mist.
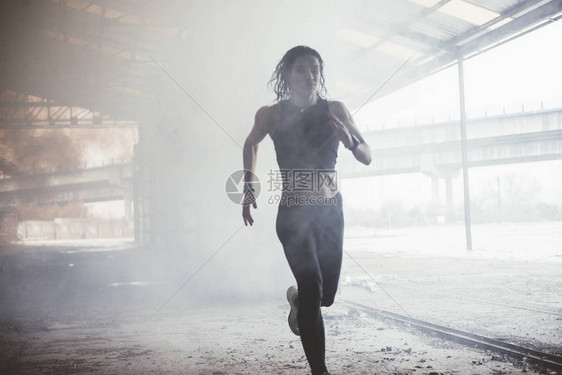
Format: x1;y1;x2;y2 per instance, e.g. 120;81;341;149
1;1;561;374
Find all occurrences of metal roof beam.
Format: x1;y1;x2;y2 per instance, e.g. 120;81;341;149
398;27;457;53
457;0;562;57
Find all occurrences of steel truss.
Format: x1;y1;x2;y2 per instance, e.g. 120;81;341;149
0;90;136;129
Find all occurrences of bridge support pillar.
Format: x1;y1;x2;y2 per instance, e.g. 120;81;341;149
446;177;453;222
424;166;459;224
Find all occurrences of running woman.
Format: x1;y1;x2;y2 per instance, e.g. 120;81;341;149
242;45;371;375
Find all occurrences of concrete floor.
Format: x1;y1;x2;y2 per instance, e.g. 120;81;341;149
0;221;560;374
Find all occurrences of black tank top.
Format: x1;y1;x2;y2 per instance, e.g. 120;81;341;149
269;98;339;171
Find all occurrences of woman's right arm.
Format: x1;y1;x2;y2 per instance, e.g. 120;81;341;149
242;105;276;226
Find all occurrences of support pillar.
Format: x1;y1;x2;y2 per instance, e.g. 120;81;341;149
458;57;473;250
445;177;453;222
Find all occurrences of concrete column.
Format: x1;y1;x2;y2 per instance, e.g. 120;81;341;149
446;177;453;222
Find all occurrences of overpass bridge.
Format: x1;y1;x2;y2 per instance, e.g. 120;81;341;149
0;162;133;216
341;106;562;179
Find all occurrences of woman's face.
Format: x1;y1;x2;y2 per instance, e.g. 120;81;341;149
287;54;321;97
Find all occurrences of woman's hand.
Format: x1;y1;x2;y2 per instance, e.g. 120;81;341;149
242;190;258;226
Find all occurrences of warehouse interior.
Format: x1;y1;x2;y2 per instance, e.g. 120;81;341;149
1;1;561;374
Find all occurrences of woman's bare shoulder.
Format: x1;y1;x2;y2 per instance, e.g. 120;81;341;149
327;100;349;116
256;102;281;118
255;103;281;131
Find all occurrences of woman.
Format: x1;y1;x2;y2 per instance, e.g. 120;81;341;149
242;46;371;375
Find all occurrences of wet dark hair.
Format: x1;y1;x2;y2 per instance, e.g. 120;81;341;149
268;45;327;102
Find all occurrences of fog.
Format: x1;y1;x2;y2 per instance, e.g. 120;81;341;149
1;2;561;373
2;0;561;308
103;10;561;323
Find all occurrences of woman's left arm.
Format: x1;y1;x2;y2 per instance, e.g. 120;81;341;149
328;101;371;165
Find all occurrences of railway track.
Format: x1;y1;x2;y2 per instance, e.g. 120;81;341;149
341;299;562;373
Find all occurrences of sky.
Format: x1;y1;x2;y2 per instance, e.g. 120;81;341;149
344;19;562;211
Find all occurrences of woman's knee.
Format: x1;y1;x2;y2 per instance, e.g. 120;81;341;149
297;275;323;304
321;296;335;307
320;282;338;307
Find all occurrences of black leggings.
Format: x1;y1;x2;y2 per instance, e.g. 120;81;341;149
276;193;344;375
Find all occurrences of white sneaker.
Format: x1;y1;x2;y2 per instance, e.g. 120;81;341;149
286;286;300;336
